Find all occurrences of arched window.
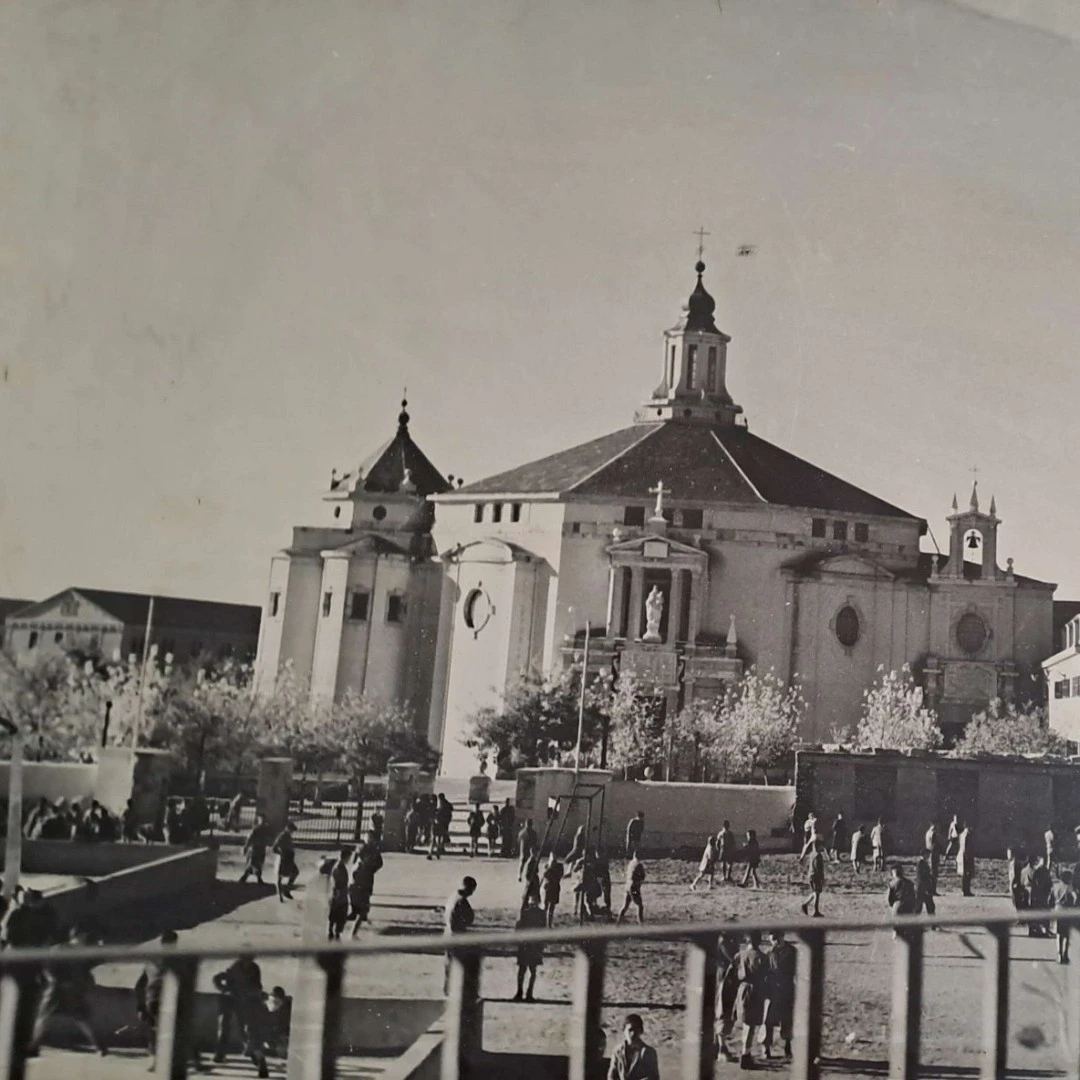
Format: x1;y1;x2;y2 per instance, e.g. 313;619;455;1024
835;606;860;648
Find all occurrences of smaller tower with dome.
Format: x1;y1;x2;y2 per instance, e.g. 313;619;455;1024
253;398;449;734
635;257;742;427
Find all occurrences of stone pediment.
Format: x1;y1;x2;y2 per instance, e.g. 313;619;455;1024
443;538;538;566
6;589;123;628
606;535;707;566
321;533;410;559
783;551;895;580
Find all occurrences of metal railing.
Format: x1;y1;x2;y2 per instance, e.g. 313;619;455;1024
0;907;1076;1080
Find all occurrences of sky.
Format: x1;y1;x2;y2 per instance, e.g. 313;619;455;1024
2;0;1080;606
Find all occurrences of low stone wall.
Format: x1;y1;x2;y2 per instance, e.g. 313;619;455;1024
602;779;795;855
514;768;795;857
796;749;1080;858
5;839;200;876
0;761;97;804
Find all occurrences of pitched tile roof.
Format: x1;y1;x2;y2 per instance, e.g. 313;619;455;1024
453;421;918;520
0;599;33;625
8;589;261;636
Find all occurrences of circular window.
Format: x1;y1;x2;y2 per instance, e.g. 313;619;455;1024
463;588;492;634
372;505;387;521
835;605;860;648
956;612;988;655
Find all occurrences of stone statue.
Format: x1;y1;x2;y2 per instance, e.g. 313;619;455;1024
643;585;664;642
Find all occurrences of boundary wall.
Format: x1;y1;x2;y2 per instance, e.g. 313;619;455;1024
796;749;1080;858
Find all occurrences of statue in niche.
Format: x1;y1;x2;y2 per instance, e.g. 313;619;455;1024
643;586;664;643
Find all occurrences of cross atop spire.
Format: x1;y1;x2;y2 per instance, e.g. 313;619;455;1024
969;480;979;513
694;226;710;262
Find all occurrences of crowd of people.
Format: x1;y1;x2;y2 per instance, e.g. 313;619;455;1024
0;884;291;1074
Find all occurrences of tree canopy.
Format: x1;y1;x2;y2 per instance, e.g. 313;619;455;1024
954;698;1066;757
854;664;942;750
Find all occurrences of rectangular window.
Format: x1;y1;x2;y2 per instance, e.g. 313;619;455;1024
473;504;484;523
28;631;38;649
686;344;697;387
833;521;848;542
1062;679;1072;699
349;591;370;622
681;508;704;530
322;591;333;617
510;503;522;523
707;346;718;390
54;631;64;644
854;523;869;543
668;344;676;386
269;591;281;617
1073;676;1080;696
1056;680;1066;700
624;506;646;527
811;518;826;538
491;503;503;523
386;594;406;624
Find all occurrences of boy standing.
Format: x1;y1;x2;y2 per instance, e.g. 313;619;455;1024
762;930;796;1061
617;854;646;924
741;829;762;890
514;895;547;1001
800;842;825;917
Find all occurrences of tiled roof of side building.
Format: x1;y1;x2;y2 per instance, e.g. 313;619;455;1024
452;420;920;520
16;589;263;635
0;599;33;624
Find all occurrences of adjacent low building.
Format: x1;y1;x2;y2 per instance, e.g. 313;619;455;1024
1043;604;1080;750
2;588;261;667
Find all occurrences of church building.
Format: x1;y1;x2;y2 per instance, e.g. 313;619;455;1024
255;260;1055;777
424;259;1054;774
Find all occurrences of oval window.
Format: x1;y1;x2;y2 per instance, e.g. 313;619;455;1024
956;612;988;655
835;605;860;648
464;589;488;631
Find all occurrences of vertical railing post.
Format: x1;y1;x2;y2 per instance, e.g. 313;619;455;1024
442;947;482;1080
1068;920;1080;1079
570;940;607;1080
0;969;37;1080
317;952;345;1080
793;928;825;1080
981;925;1010;1080
889;927;924;1080
156;957;198;1080
682;934;718;1080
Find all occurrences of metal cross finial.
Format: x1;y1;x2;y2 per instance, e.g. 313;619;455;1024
649;480;667;518
695;227;710;262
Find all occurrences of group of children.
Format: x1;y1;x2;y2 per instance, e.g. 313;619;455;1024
325;831;386;940
691;821;762;891
715;926;797;1071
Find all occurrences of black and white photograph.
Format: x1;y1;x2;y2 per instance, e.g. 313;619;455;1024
3;1;1080;1077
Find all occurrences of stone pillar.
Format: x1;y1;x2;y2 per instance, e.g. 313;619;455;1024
687;570;704;644
468;773;491;806
627;567;644;641
607;566;626;638
667;570;685;645
258;757;293;834
95;747;174;829
385;762;422;851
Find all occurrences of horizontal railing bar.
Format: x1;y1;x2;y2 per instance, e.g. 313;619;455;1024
0;907;1070;966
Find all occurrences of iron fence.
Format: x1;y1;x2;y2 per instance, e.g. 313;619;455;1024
0;907;1077;1079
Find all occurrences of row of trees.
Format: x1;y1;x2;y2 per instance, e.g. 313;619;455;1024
0;652;434;784
465;662;1065;781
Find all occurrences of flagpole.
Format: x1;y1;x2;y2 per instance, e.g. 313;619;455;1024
574;619;590;779
132;595;156;747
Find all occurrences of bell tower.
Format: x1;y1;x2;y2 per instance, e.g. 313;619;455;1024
636;251;743;427
945;483;1002;580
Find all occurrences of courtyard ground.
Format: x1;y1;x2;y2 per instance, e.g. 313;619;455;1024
344;848;1077;1077
19;842;1080;1078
